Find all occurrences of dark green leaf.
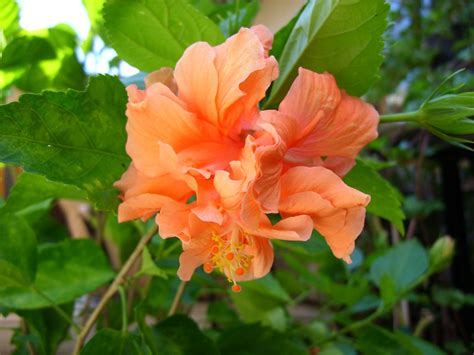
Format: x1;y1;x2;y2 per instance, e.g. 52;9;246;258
0;172;86;216
266;0;389;106
147;315;218;355
103;0;224;71
370;239;428;293
218;323;307;355
344;159;405;233
81;329;151;355
0;214;37;288
0;239;115;309
0;75;130;210
394;331;446;355
354;325;407;355
17;304;73;355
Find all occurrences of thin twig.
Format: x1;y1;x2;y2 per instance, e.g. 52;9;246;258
168;281;188;317
72;225;158;355
118;286;128;336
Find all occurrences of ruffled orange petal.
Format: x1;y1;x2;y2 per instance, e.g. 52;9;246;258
155;201;192;240
276;68;378;173
279;166;370;262
174;26;277;136
125;83;221;176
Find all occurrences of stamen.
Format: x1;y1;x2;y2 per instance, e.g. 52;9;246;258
231;284;242;293
203;262;213;273
226;252;234;261
235;267;245;276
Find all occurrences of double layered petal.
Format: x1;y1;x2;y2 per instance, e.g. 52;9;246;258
279;166;370;263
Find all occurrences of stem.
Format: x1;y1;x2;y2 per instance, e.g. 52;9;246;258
168;281;187;317
72;225;158;355
316;272;431;346
379;110;422;124
118;286;128;336
31;285;80;333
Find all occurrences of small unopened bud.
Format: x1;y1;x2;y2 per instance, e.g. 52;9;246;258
429;236;455;272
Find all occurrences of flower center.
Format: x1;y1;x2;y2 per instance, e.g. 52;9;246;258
203;227;253;292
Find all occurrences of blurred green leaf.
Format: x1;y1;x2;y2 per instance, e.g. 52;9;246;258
231;274;290;331
137;246;168;279
207;300;239;327
0;239;115;309
146;315;218;355
354;325;408;355
0;213;37;288
103;0;224;72
370;239;428;293
0;75;130;210
266;0;389;106
432;286;474;310
81;329;151;355
0;0;20;38
345;160;405;234
394;332;446;355
403;195;443;219
0;172;86;216
270;4;305;62
0;26;86;92
218;323;307;355
16;304;73;355
0;36;56;69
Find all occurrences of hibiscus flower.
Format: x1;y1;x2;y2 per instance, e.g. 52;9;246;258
115;25;378;290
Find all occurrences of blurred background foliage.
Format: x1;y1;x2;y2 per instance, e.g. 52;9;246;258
0;0;473;354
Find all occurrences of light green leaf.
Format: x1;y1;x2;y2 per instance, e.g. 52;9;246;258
230;274;291;331
0;0;19;38
81;329;151;355
103;0;224;72
0;214;37;288
0;239;115;309
344;159;405;233
267;0;389;107
82;0;106;31
0;172;86;216
0;75;129;210
137;246;168;279
370;240;428;293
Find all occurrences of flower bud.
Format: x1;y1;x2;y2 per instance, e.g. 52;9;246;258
429;236;455;272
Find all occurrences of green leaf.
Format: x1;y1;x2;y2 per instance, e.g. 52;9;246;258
270;4;305;62
230;274;291;331
0;0;20;38
0;172;86;216
266;0;389;107
136;246;168;279
0;75;130;210
103;0;224;72
81;329;151;355
370;240;428;293
214;0;260;38
0;36;56;69
218;323;307;355
0;26;87;92
344;159;405;233
147;315;218;355
0;239;115;309
354;325;407;355
0;214;37;288
83;0;106;31
394;331;446;355
17;304;73;355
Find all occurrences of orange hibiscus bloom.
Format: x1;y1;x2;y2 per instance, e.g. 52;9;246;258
115;25;379;289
